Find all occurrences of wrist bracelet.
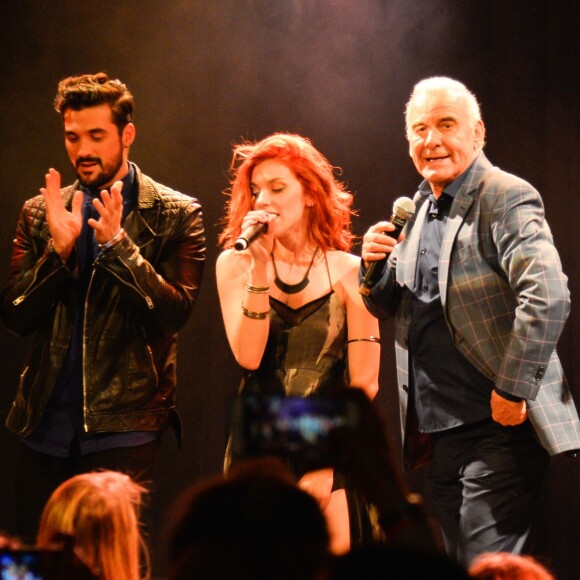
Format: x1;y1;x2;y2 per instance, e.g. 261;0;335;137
241;304;270;320
347;336;381;344
46;238;65;263
99;228;126;251
245;283;270;294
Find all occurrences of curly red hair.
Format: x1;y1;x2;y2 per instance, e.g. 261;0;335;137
219;133;355;251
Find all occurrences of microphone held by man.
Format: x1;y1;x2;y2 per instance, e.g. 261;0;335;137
359;197;416;296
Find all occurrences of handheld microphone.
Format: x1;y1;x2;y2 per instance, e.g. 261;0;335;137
359;197;416;296
234;221;269;251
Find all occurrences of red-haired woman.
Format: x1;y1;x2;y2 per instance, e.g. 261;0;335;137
217;133;380;553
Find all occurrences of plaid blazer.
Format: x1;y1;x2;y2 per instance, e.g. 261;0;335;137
363;153;580;469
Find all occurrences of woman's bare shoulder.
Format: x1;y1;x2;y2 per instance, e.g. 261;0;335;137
216;248;251;277
326;249;361;273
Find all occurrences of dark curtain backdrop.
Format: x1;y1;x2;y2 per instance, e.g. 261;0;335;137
0;1;578;578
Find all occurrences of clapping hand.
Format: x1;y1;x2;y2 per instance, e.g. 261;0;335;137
88;180;124;245
40;168;83;260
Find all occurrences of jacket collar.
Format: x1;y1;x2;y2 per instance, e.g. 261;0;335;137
63;162;158;210
398;151;494;296
60;162;159;246
438;152;493;306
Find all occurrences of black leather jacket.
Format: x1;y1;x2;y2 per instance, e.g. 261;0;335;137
0;163;205;437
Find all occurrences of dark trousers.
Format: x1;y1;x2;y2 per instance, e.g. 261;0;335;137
427;419;550;567
13;438;161;544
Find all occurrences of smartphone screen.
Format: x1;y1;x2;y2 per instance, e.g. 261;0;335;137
0;549;44;580
231;395;359;468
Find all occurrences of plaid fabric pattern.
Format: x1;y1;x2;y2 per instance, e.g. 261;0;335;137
366;153;580;464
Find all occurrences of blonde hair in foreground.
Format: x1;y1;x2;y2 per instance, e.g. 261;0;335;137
37;470;148;580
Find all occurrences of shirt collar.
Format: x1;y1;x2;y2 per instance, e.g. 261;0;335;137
81;162;135;200
81;163;137;219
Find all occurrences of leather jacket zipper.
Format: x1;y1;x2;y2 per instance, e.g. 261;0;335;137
82;272;93;431
12;255;61;305
94;254;155;310
82;259;155;430
117;256;155;309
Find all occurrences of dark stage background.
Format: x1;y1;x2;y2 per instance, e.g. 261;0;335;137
0;1;578;578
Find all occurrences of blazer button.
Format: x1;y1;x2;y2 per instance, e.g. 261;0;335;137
535;367;545;381
402;384;409;392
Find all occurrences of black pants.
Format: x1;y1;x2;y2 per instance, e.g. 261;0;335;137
427;419;550;567
13;438;161;544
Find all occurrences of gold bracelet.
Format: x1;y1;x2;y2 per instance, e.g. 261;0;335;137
241;304;270;320
245;283;270;294
347;336;381;344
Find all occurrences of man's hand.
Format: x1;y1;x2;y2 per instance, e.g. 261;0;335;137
491;390;527;426
361;221;402;268
88;180;124;244
40;168;83;261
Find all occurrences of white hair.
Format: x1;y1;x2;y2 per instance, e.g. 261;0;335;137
405;76;482;138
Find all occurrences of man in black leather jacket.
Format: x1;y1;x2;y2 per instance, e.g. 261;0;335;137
0;73;206;542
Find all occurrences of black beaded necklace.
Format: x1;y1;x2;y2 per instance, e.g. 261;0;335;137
272;247;318;295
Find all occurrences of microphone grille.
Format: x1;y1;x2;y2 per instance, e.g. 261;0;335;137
393;197;416;220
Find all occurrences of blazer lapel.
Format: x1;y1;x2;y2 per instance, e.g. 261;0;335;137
439;194;473;308
439;153;493;308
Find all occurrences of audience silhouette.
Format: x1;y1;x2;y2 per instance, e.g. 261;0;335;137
165;388;465;579
167;457;330;580
468;551;555;580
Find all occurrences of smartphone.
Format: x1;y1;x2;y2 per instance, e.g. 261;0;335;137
0;546;95;580
231;394;360;469
0;549;44;580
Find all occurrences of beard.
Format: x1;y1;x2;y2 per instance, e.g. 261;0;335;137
74;148;125;189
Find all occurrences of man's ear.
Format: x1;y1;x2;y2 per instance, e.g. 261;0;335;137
122;123;136;148
474;119;485;149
